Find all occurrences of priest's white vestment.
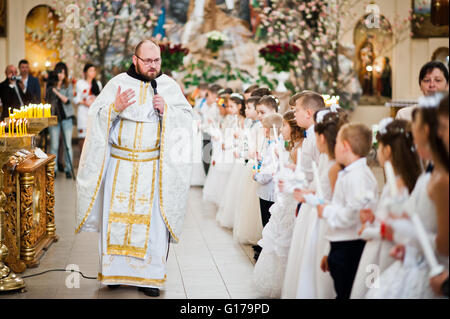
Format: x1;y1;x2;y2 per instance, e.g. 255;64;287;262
76;72;193;288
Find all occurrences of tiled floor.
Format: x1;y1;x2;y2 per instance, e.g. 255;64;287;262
0;177;262;299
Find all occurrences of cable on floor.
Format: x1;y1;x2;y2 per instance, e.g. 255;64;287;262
21;268;97;280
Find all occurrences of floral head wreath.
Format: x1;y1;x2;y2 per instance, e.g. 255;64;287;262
418;93;444;109
316;104;341;124
377;117;394;135
230;93;244;101
268;95;280;106
376;117;415;152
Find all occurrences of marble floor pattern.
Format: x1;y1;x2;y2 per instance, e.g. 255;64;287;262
0;177;262;299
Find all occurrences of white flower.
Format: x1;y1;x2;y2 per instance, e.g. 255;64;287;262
206;30;228;42
316;109;331;124
418;93;444;109
377;117;394;135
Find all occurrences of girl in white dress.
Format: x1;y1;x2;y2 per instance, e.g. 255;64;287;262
74;63;102;150
217;94;246;228
252;110;304;298
351;118;422;298
366;98;449;299
233;97;265;245
190;99;207;186
292;108;348;299
202;94;234;206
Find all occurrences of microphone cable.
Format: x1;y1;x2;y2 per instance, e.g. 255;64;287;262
21;268;97;280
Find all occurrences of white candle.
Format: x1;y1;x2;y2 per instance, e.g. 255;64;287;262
408;212;445;278
271;144;278;173
272;124;278;149
384;161;398;197
312;161;324;200
295;147;302;173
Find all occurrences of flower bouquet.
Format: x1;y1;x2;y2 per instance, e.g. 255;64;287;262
205;30;228;53
159;42;189;73
259;42;300;73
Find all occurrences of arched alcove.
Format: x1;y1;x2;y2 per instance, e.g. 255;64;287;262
25;4;60;75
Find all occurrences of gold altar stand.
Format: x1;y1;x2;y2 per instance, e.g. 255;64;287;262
2;153;58;270
1;115;58;292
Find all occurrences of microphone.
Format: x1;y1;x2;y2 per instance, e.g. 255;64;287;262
151;79;160;116
151;79;158;95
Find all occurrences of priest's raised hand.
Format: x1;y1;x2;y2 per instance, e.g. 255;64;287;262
114;85;136;112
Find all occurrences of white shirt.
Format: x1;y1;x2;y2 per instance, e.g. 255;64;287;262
200;102;221;135
323;157;378;242
301;124;321;186
395;105;417;122
254;140;277;202
22;76;28;91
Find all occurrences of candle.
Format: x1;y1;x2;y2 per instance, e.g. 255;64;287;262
24;119;28;135
272;124;278;143
384;161;398;197
312;161;324;200
270;143;278;174
295;147;302;176
408;211;445;278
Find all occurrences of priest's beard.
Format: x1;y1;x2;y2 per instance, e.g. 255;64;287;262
135;63;160;81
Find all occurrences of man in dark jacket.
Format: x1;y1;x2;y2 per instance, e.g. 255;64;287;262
0;65;34;120
18;59;41;103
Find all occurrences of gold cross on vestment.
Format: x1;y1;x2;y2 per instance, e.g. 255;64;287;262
137;194;148;205
116;193;127;203
128;152;139;159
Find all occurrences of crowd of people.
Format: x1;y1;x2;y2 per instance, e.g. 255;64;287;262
0;60;102;178
1;56;448;299
191;60;449;299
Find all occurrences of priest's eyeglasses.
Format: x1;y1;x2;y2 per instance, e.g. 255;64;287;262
135;55;161;66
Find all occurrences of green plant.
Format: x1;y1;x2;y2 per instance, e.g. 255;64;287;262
255;65;277;91
182;60;253;89
205;31;228;53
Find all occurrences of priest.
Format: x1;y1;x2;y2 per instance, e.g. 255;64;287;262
76;40;193;297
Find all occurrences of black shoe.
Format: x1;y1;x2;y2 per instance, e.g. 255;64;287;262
107;285;120;289
252;245;262;253
138;287;160;297
66;172;72;179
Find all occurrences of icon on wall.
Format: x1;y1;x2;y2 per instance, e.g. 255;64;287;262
412;0;449;38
